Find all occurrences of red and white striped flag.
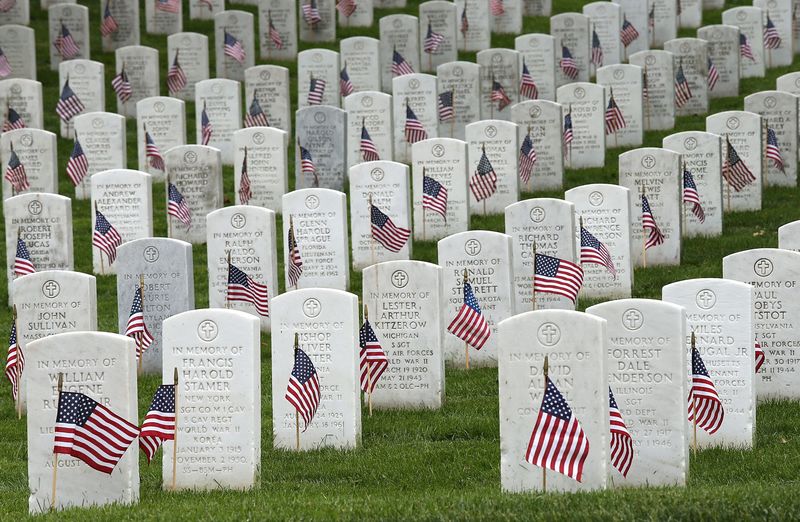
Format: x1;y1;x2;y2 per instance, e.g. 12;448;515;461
5;321;22;402
404;103;428;144
755;339;765;373
287;217;303;287
239;147;252;205
688;344;724;434
14;236;35;276
111;68;133;103
139;384;175;462
469;148;497;202
167;51;187;94
145;130;165;171
580;225;616;278
227;263;270;317
54;23;81;59
534;252;584;303
604;92;626;135
66;136;89;186
370;203;410;253
723;138;756;192
223;31;246;64
4;145;30;193
447;280;491;350
93;210;123;264
609;387;633;477
124;286;154;360
641;194;665;249
359;319;388;393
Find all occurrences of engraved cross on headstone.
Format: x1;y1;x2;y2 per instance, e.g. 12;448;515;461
391;271;408;288
43;281;59;298
540;324;558;344
697;290;714;308
624;309;643;329
755;259;772;276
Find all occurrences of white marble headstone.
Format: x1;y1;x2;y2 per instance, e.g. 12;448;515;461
392;74;438;163
629;50;676;131
195;78;242;165
551;13;591;86
295;106;347;190
753;0;793;67
245;65;291;136
0;78;43;130
418;1;458;73
166;33;209;101
453;0;490;52
340;37;381;93
596;64;644;148
48;4;90;70
706;111;763;212
115;45;160;118
583;2;623;68
258;0;298;61
72;111;127;200
58;60;105;138
436;61;481;141
136;96;186;182
663;38;709;116
0;25;36;80
297;48;341;108
233;127;289;210
466;120;519;215
100;0;140;52
214;11;255;82
697;25;740;99
556;82;606;169
380;14;421;92
514;34;557;102
510;100;564;192
0;129;57;200
721;7;766;79
744;90;798;188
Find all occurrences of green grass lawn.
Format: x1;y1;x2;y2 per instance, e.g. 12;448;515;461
2;0;800;519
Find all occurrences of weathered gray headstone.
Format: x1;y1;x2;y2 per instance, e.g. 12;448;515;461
663;38;709;116
233;127;289;211
58;60;105;138
298;48;341;108
629;50;676;131
393;74;438;163
295;106;347;191
195;78;242;165
556;82;606;169
340;37;381;93
510;100;564;192
244;65;291;136
436;61;481;140
136;96;186;182
258;0;297;61
466;120;519;215
115;45;160;118
551;13;591;86
0;25;36;80
477;49;520;121
0;78;43;130
418;1;457;72
380;14;420;92
1;129;57;200
344;91;393;169
706;110;763;212
214;11;255;82
697;25;740;99
166;33;209;101
48;4;90;70
72;111;127;200
514;34;557;102
744;90;798;188
721;7;766;79
596;64;644;148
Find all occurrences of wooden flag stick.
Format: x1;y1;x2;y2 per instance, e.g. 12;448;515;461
365;305;373;417
166;173;173;238
94;202;105;276
762;118;768;188
51;372;63;509
542;356;548;493
294;333;301;451
681;162;687;237
481;143;487;217
691;332;698;454
463;269;470;370
422;166;427;241
14;305;21;420
450;90;456;138
490;75;495;120
724;136;731;212
568;104;573;168
532;242;537;311
225;251;231;309
369;193;375;267
290;215;299;291
138;275;144;375
641;186;647;269
172;367;179;491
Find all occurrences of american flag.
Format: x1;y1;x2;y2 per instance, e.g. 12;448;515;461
491;79;511;112
609;387;633;477
0;0;15;12
201;102;212;145
359;319;388;393
239;147;252;205
675;62;693;108
0;47;11;78
14;236;35;276
591;30;603;67
268;13;283;49
604;92;626;135
563;111;574;147
227;263;270;317
145;131;165;171
156;0;180;13
223;31;246;64
707;57;719;91
620;16;640;47
489;0;504;16
2;106;25;132
287;218;303;287
688;345;724;434
66;136;88;186
641;194;665;249
723;139;756;192
307;77;326;105
167;182;192;227
438;90;455;121
5;321;22;401
302;0;322;26
560;46;578;80
755;340;765;373
124;286;154;360
766;127;785;173
54;23;80;59
469;148;498;202
54;391;139;474
360;123;380;162
740;33;756;62
460;6;469;35
5;146;29;193
336;0;356;18
370;203;410;253
285;345;320;431
100;1;119;37
93;210;123;264
520;61;538;100
340;64;354;97
642;68;649;101
519;133;537;185
422;173;448;220
138;384;175;462
525;376;589;483
167;52;187;94
683;167;705;223
56;78;85;122
404;103;428;144
244;94;269;127
580;226;615;278
392;48;415;77
534;252;584;303
111;68;132;103
424;22;445;54
299;144;317;185
648;4;655;31
764;16;782;50
447;280;491;349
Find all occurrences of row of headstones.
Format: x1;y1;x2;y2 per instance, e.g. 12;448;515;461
25;240;800;511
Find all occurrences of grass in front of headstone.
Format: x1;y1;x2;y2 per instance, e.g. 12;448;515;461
4;0;800;518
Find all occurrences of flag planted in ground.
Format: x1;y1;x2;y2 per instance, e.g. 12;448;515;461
139;384;175;462
359;319;388;394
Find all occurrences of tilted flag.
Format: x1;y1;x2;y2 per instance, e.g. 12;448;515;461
491;79;512;112
201;102;212;145
156;0;180;13
111;67;132;103
766;127;785;174
438;90;455;121
404;103;428;144
14;236;35;276
620;16;640;47
563;111;574;147
0;0;16;13
707;57;719;91
239;147;252;205
54;391;139;474
604;92;626;135
648;4;655;30
520;60;538;100
360;123;380;162
755;340;765;373
641;194;665;249
460;6;469;35
723;138;756;192
469;148;498;202
0;47;11;78
56;78;85;122
124;286;154;360
591;29;604;67
167;182;192;227
244;94;269;127
167;51;187;94
66;136;88;186
683;167;705;223
534;252;584;303
422;173;448;220
302;0;322;25
138;384;175;462
100;1;119;37
489;0;504;16
227;263;270;317
307;76;326;105
336;0;356;18
423;22;445;54
93;210;123;264
525;376;589;483
643;68;649;101
285;346;320;431
2;106;25;132
764;16;782;49
560;46;579;80
674;62;693;108
5;146;30;193
340;64;354;97
447;280;491;349
223;31;246;64
299;144;318;187
740;33;756;62
145;131;165;171
392;48;415;77
580;226;616;278
287;219;303;287
268;13;284;49
609;387;633;477
54;23;81;59
688;344;724;434
359;319;388;394
5;321;22;402
370;204;410;253
518;133;537;185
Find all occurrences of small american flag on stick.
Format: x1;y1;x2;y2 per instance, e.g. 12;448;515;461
268;12;283;49
307;76;326;105
438;90;455;122
360;121;380;162
302;0;322;26
683;166;705;223
641;193;665;249
299;143;318;186
766;127;785;174
740;33;756;61
469;146;498;202
688;334;724;435
359;315;388;394
54;23;80;59
223;31;246;64
336;0;356;18
723;137;756;192
604;90;626;135
707;57;719;91
111;67;132;103
201;101;212;145
404;102;428;144
66;135;88;186
287;216;303;288
5;315;22;402
167;51;187;94
145;128;165;171
560;46;578;80
285;336;321;431
100;1;119;37
620;16;639;47
422;170;448;220
2;105;25;132
423;22;445;54
156;0;180;13
489;0;504;16
534;252;584;303
340;64;354;97
520;60;538;100
590;29;603;67
447;274;491;350
167;182;192;228
563;111;574;147
239;147;252;205
764;16;782;49
580;225;616;278
14;235;35;276
392;48;415;77
5;144;30;193
609;387;633;477
227;261;270;317
124;285;154;360
675;61;693;108
56;78;85;123
0;47;11;78
244;94;269;128
370;201;410;253
518;132;537;185
93;208;123;264
0;0;16;13
755;339;765;373
139;384;175;462
490;79;511;112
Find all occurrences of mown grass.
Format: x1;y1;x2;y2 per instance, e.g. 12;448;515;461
2;0;800;519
